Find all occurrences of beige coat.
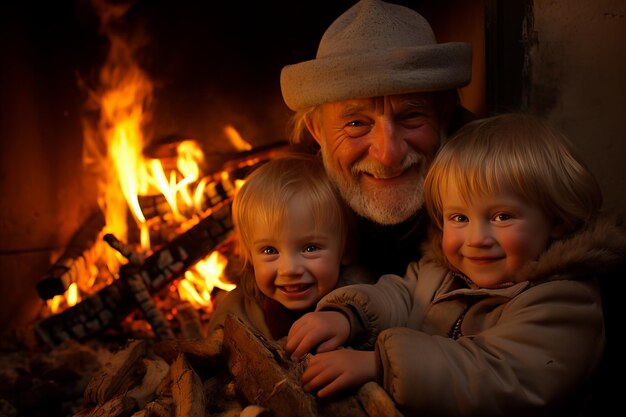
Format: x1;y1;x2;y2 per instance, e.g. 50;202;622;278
318;217;626;416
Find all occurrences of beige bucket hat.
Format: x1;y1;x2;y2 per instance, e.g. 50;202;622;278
280;0;472;111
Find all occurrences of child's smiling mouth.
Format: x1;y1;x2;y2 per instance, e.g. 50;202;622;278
278;283;313;294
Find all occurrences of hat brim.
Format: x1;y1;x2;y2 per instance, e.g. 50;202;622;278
280;42;472;111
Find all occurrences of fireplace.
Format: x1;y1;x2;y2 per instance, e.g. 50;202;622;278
0;0;486;336
0;0;329;333
0;1;486;414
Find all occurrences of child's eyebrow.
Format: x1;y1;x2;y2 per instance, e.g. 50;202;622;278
251;238;275;246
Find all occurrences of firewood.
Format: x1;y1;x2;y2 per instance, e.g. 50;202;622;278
103;234;145;266
0;399;17;417
239;405;270;417
213;404;244;417
153;328;223;375
175;302;205;340
137;194;172;222
127;357;170;409
357;382;403;417
126;270;174;341
79;395;136;417
37;210;106;300
132;397;173;417
154;370;172;398
34;201;234;347
170;353;205;417
84;339;148;405
222;314;369;417
204;374;243;414
223;314;318;417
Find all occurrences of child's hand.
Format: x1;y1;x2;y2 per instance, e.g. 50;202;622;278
301;349;376;398
285;311;350;360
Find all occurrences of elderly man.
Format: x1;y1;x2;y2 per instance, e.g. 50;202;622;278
280;0;474;277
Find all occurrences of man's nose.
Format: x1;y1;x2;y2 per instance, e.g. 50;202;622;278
368;119;408;166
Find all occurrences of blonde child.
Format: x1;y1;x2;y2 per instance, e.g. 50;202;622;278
285;113;626;416
206;153;356;340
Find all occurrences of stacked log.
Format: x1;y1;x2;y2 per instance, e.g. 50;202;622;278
72;315;403;417
34;201;233;347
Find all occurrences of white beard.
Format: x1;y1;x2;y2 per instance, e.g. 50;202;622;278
320;147;427;225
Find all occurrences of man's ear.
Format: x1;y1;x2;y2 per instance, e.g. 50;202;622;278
305;114;323;146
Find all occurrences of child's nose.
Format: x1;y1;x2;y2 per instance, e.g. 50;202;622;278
278;253;305;276
466;222;494;247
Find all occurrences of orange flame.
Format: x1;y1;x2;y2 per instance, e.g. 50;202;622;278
46;0;257;317
178;251;235;311
224;124;252;151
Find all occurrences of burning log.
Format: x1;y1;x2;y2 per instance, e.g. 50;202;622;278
137;194;173;222
126;270;175;340
202;175;236;210
137;174;234;222
34;201;233;347
36;210;106;300
35;142;278;305
104;234;145;266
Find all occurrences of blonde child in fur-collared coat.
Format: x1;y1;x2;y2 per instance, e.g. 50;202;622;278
206;153;361;342
285;113;626;417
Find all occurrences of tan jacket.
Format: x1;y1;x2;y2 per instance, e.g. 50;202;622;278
318;217;626;416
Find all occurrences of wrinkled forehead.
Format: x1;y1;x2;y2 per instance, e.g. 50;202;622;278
325;92;435;111
317;93;437;123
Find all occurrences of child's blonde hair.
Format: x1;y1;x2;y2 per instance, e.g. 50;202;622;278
232;152;350;300
424;113;603;237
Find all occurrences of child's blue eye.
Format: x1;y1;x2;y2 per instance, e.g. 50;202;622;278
303;244;319;253
262;246;278;255
494;213;512;222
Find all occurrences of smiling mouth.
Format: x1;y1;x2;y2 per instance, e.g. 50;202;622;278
278;284;313;293
466;256;503;264
373;164;413;179
362;165;420;182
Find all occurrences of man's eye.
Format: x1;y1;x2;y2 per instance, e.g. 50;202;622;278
345;120;371;138
402;111;426;121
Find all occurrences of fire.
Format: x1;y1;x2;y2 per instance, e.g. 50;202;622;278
224;124;253;151
46;0;252;318
177;251;236;311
